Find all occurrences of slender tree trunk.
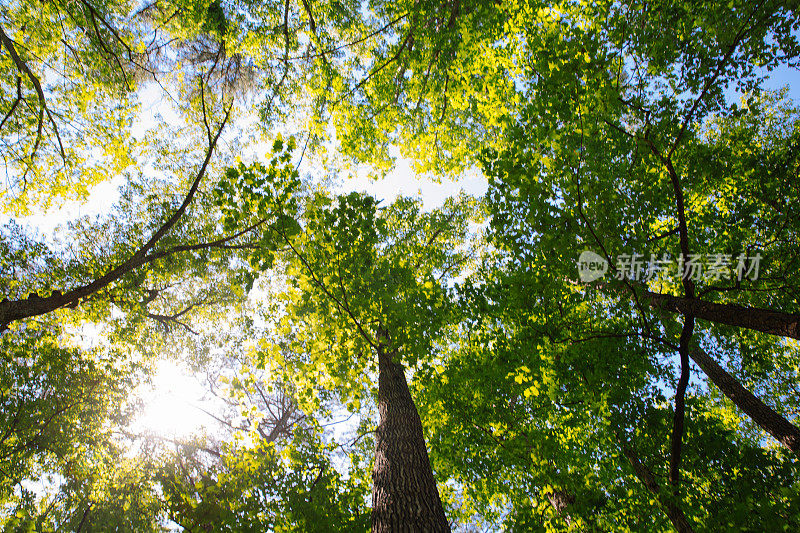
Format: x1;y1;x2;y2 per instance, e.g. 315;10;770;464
669;317;695;491
688;346;800;454
621;444;695;533
644;290;800;340
618;285;800;454
372;334;449;533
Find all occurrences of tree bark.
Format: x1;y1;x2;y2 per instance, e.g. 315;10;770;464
627;285;800;454
546;488;575;515
621;444;695;533
644;290;800;341
372;332;449;533
688;346;800;454
669;317;694;491
546;488;575;526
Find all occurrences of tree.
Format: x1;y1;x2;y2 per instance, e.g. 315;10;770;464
159;428;369;532
241;191;480;531
0;2;357;527
144;304;371;531
0;0;144;213
0;320;162;531
309;0;800;527
0;92;232;330
0;0;371;333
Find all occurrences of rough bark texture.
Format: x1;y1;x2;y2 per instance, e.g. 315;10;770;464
645;290;800;340
546;489;575;514
622;444;695;533
372;337;449;533
689;346;800;454
546;488;575;526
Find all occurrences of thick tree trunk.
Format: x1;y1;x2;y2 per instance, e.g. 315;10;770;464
621;444;695;533
546;489;575;515
644;290;800;340
688;346;800;454
372;336;449;533
546;488;575;526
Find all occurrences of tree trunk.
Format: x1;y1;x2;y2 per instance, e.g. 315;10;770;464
644;290;800;340
546;488;575;526
688;346;800;454
621;444;695;533
372;335;450;533
546;488;575;515
624;285;800;454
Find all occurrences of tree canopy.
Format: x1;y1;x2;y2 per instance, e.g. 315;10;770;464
1;0;799;531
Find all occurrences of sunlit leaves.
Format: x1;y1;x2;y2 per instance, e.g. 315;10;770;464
211;135;301;283
0;0;144;213
159;429;370;532
0;321;145;528
257;191;479;417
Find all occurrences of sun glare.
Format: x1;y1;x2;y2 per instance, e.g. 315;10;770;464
134;360;212;439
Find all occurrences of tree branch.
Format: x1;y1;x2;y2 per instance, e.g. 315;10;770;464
0;95;233;330
667;2;766;158
0;76;22;133
668;316;694;492
621;441;695;533
0;23;66;170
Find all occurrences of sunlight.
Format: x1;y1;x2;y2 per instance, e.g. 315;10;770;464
133;360;211;439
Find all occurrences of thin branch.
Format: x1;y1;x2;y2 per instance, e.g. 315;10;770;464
667;2;766;158
0;76;22;133
621;440;696;532
75;503;92;533
645;227;679;243
287;14;407;61
200;80;212;144
299;0;328;66
76;0;136;58
572;94;652;334
0;23;66;168
275;227;379;351
332;29;413;107
82;1;132;90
